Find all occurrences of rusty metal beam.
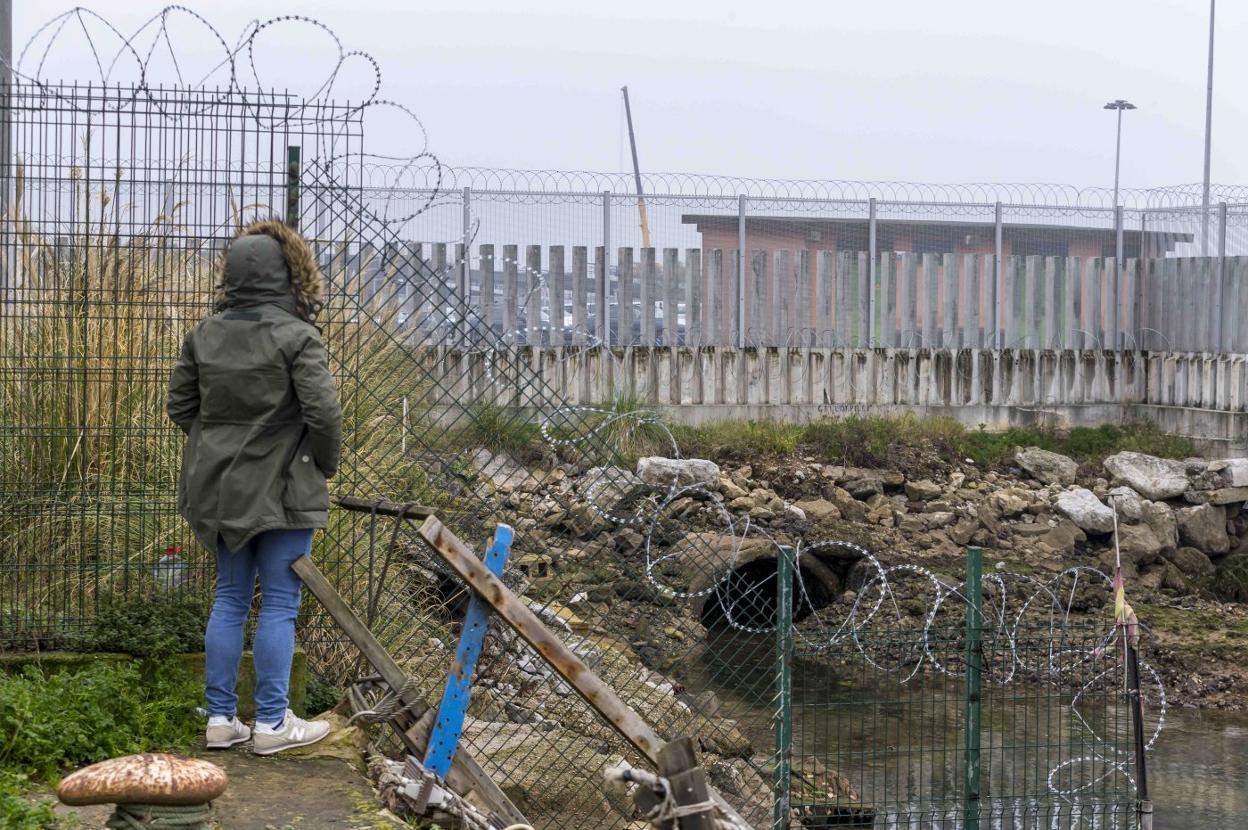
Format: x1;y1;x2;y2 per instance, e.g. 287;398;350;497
334;495;437;520
415;515;754;829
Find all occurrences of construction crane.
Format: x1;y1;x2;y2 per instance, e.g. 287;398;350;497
621;86;652;248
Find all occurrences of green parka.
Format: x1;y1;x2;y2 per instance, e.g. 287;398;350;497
167;221;342;552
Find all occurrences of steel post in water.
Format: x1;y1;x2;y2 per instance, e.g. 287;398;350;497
774;544;794;830
1127;643;1152;830
962;547;983;830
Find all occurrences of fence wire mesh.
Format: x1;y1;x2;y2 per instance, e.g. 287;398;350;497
0;78;1158;830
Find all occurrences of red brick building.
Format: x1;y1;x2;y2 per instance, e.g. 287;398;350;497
682;215;1190;259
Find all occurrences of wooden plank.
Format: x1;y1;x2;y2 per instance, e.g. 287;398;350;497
774;249;791;345
433;243;448;316
941;254;958;349
921;252;938;349
502;244;518;341
729;249;743;346
964;255;981;349
1064;256;1080;350
425;525;513;778
1087;257;1104;351
1002;255;1019;349
796;250;813;345
414;516;751;829
456;242;469;313
549;245;565;341
749;249;767;345
640;247;656;345
526;245;542;346
900;252;918;348
1044;257;1060;350
595;245;608;344
291;555;527;824
572;246;588;345
479;245;495;340
855;252;870;347
685;248;702;346
706;249;723;345
664;248;681;346
836;251;853;347
1123;257;1143;351
879;252;896;347
1234;259;1247;353
657;738;716;830
1198;257;1212;352
1023;259;1043;349
815;250;833;347
618;247;635;346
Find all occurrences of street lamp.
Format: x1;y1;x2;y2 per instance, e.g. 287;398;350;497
1104;99;1137;209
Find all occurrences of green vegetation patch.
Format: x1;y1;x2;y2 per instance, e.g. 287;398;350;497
0;770;59;830
956;421;1196;469
668;416;1195;472
0;662;200;783
76;590;210;658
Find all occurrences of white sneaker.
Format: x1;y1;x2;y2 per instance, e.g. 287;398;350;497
252;710;331;756
205;715;251;749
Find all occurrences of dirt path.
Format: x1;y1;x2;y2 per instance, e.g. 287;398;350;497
51;745;402;830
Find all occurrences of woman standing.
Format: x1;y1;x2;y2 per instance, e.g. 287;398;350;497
168;219;342;754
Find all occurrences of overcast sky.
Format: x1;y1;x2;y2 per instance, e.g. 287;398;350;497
15;0;1246;190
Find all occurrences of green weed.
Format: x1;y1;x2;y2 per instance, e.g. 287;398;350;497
0;770;59;829
671;420;802;462
957;421;1195;468
75;591;209;658
0;662;200;783
800;414;964;467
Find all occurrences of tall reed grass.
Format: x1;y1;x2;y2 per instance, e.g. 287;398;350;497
0;163;447;644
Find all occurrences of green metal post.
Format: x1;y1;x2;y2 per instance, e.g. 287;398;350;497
963;547;983;830
285;145;301;230
774;544;794;830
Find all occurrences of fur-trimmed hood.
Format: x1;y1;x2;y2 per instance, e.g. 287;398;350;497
214;219;324;322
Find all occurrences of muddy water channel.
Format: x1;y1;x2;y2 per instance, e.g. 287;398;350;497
678;630;1248;829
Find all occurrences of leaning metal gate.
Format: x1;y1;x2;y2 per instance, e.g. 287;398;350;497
0;79;1148;829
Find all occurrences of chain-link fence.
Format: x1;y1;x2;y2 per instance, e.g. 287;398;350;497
0;79;1160;829
361;176;1248;356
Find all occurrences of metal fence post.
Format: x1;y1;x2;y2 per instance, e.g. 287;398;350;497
1126;642;1153;830
733;193;743;346
868;198;878;346
602;190;612;344
774;544;794;830
1217;202;1227;352
993;202;1003;348
962;546;983;830
285;145;301;231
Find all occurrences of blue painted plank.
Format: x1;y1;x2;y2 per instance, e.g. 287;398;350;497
424;524;513;777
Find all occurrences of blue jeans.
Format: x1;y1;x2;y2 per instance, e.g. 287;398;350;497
205;528;313;724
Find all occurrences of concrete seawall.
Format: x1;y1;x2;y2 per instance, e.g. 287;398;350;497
426;346;1248;455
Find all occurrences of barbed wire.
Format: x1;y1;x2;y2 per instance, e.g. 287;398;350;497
523;398;1165;806
359;163;1248;211
9;6;446;229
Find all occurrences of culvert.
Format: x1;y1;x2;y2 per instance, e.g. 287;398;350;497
698;554;840;629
